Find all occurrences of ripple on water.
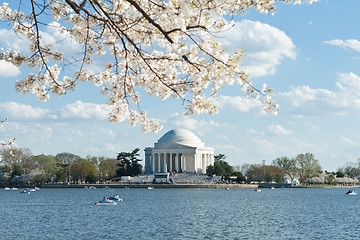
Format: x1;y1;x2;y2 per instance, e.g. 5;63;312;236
1;187;360;239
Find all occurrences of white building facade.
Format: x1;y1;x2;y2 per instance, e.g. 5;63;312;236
144;129;214;174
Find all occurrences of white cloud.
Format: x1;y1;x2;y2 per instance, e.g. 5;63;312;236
305;123;320;131
3;122;53;141
246;128;264;136
340;136;360;147
220;20;296;77
0;29;30;52
279;85;333;107
324;39;360;53
0;102;49;119
251;138;281;155
169;113;224;138
267;124;292;135
215;96;265;113
42;22;81;54
0;60;20;77
278;72;360;115
60;100;110;120
212;144;243;155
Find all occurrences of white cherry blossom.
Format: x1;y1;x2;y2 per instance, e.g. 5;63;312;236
0;0;316;133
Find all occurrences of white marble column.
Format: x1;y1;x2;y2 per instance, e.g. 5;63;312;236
152;154;155;173
175;153;179;172
194;153;197;173
157;155;160;173
169;153;173;172
181;154;184;172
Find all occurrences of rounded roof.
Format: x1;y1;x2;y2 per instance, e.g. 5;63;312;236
154;129;205;148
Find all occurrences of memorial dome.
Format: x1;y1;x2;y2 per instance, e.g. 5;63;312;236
154;129;204;147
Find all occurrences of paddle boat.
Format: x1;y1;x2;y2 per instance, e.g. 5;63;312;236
34;187;40;190
4;187;10;190
225;188;230;190
270;187;275;190
147;186;154;190
89;186;96;190
105;186;113;191
20;189;30;194
109;194;123;202
29;188;36;192
255;188;261;192
346;190;357;196
95;198;117;205
11;187;17;191
124;187;129;189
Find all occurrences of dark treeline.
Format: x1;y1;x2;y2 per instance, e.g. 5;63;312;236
1;146;358;186
0;146;142;186
209;153;359;185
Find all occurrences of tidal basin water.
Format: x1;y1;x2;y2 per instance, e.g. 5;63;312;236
1;187;359;239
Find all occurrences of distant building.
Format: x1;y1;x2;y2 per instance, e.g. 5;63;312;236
144;129;214;174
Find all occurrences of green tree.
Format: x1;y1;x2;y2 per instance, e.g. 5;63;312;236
340;162;360;179
242;163;263;182
116;148;143;177
55;152;82;182
272;156;297;180
243;164;283;182
33;154;57;176
336;169;345;178
11;163;24;177
273;173;283;184
233;171;247;183
54;162;70;183
55;152;81;165
295;153;322;184
30;173;50;185
206;154;233;180
98;158;118;181
70;159;98;183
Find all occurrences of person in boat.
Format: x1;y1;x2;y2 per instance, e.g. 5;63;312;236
348;190;353;194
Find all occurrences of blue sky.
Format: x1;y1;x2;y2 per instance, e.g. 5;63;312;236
0;0;359;171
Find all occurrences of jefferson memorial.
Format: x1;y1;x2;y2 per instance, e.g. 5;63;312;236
144;129;214;174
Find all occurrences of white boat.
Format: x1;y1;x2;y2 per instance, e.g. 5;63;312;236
95;202;117;206
109;195;123;202
147;187;154;190
225;188;230;190
4;187;10;190
29;188;36;192
270;187;275;190
95;199;117;205
255;188;261;192
34;187;40;190
11;187;17;191
346;191;357;196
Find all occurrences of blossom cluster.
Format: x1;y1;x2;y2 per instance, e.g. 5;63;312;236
0;0;315;132
0;117;15;148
